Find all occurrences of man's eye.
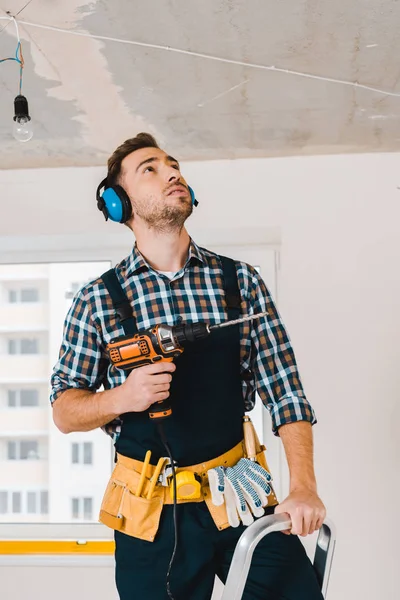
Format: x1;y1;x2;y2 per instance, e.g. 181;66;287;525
144;166;154;173
172;164;180;170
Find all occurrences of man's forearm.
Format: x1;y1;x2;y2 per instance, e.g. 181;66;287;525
278;421;317;492
52;387;121;434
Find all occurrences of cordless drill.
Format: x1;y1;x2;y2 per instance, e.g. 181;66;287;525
106;312;267;419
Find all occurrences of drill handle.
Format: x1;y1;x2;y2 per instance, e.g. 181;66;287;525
148;398;172;420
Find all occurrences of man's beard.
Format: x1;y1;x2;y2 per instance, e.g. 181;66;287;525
132;198;193;233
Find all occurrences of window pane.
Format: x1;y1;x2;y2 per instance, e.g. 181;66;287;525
71;498;80;519
0;492;7;514
8;290;18;303
20;441;39;460
21;288;39;303
71;443;79;464
83;442;93;465
21;339;39;354
20;389;39;407
40;491;49;515
7;390;17;407
83;498;93;521
12;492;21;514
27;492;37;514
7;441;16;460
8;340;17;355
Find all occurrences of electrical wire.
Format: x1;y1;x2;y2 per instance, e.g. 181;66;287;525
157;421;178;600
0;15;24;93
7;16;400;100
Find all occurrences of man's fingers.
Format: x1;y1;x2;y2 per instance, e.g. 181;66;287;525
290;510;304;536
308;514;320;535
300;509;315;537
145;362;176;374
153;383;171;392
151;373;172;385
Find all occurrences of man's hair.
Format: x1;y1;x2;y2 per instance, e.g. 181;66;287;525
107;132;160;185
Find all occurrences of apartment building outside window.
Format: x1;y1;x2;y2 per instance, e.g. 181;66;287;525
71;442;93;465
0;490;48;515
71;497;93;521
8;338;39;355
7;389;39;407
7;440;40;460
0;259;113;524
8;288;40;303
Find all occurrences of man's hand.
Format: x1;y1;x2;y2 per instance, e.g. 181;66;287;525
275;488;326;536
118;362;176;413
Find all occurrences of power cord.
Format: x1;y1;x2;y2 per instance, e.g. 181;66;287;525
157;421;178;600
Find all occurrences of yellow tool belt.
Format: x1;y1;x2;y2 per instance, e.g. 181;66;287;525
99;440;278;542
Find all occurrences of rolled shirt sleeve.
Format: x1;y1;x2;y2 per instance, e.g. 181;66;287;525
248;268;317;435
50;290;108;404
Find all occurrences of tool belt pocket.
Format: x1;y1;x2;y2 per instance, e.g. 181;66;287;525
99;463;164;543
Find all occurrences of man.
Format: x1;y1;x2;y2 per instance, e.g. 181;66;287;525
50;132;325;600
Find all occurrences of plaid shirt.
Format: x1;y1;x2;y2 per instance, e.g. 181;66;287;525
50;240;316;441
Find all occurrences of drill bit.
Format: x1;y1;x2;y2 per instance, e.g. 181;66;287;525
210;311;269;330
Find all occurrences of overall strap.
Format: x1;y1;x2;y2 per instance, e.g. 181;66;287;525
101;268;138;335
219;255;241;320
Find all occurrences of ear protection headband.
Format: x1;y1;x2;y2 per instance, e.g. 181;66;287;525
96;178;199;223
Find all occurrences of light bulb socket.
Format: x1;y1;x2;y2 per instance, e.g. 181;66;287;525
13;95;31;122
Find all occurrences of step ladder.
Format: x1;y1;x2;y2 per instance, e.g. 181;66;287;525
221;513;336;600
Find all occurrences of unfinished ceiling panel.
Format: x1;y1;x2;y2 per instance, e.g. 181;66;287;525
1;0;400;168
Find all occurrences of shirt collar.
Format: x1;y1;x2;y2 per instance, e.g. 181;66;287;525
125;238;206;277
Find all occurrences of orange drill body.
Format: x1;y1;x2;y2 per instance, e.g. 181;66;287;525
106;313;267;420
107;325;184;370
106;323;205;420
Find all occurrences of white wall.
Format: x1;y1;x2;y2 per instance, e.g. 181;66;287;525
1;151;400;599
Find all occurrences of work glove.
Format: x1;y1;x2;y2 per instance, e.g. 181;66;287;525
207;458;273;527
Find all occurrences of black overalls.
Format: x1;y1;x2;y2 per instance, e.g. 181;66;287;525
102;256;323;600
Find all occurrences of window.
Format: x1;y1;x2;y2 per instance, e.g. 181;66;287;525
7;288;39;303
7;338;39;355
7;390;17;407
71;443;79;464
0;490;48;515
0;260;112;524
71;498;79;519
8;340;17;355
71;497;93;521
71;442;93;465
20;288;39;303
40;491;49;515
7;440;39;460
12;492;21;514
27;491;37;514
7;389;39;407
21;339;39;354
84;497;93;520
0;491;7;514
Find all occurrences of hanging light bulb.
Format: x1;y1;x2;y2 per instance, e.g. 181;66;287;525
13;95;33;142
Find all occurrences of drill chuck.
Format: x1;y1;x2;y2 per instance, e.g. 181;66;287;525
173;322;210;345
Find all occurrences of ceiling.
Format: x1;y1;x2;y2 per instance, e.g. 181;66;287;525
1;0;400;170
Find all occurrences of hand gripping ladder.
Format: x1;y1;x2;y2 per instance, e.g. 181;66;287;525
221;513;336;600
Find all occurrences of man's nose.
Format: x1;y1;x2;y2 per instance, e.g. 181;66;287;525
167;170;179;183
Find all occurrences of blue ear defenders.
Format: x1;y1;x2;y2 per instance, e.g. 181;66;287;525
96;178;199;223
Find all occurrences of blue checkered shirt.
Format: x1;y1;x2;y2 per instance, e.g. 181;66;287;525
50;240;316;441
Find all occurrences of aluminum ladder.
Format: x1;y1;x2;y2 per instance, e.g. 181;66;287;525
221;513;336;600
